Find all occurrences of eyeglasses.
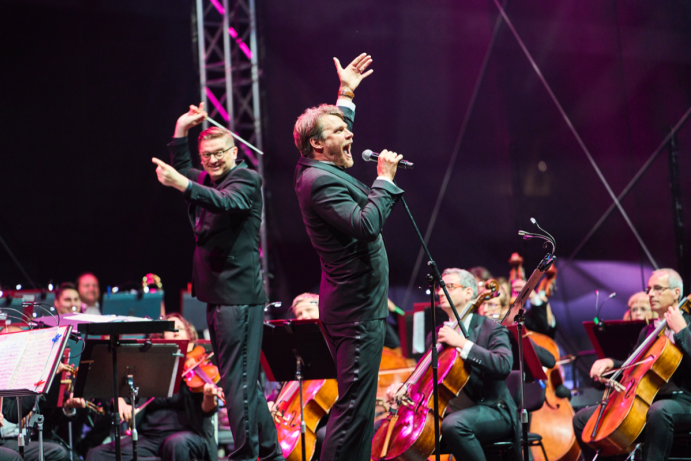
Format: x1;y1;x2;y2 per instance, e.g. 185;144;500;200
200;146;233;161
645;285;671;295
437;283;464;292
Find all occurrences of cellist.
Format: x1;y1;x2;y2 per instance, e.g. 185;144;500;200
573;268;691;460
385;268;519;460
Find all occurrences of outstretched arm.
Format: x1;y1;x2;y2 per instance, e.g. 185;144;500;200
335;53;373;99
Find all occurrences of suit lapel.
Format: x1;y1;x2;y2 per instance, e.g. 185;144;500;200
297;157;370;195
469;314;483;343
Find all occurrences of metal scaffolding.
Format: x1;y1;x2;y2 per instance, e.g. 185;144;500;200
195;0;269;296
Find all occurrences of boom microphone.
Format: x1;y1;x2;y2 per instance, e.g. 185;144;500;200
361;150;414;169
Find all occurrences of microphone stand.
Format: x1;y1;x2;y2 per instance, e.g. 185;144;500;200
394;183;468;461
501;220;557;461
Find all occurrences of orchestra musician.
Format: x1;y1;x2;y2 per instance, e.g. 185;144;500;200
388;268;519;460
152;98;282;460
77;272;101;315
572;268;691;460
623;291;656;322
510;277;558;338
86;314;223;461
480;285;557;370
292;53;404;461
52;282;82;315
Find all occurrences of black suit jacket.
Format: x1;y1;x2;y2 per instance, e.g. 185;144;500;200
447;314;521;459
168;138;267;305
612;311;691;403
524;300;557;339
293;106;403;324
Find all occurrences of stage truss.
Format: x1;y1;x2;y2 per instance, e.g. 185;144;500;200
195;0;269;296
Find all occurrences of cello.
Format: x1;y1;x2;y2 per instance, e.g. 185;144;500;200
272;378;338;461
582;296;690;457
371;281;499;461
509;252;580;461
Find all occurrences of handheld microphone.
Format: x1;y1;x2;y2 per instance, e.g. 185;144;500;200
362;150;414;169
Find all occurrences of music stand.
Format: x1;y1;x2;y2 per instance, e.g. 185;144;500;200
506;325;548;381
583;320;646;361
260;319;337;461
75;320;174;461
74;338;186;461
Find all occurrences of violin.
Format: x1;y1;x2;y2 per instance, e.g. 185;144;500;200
371;280;499;461
583;296;690;457
182;345;225;404
508;253;579;461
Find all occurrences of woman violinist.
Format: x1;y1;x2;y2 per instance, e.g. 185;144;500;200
86;313;224;461
573;268;691;461
383;268;518;461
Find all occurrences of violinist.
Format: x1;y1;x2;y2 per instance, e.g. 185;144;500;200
573;268;691;461
388;268;519;460
86;313;224;461
623;291;656;322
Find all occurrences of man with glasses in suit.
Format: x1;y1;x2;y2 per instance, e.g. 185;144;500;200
573;268;691;460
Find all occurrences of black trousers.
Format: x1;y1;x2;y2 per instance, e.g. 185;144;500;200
207;304;283;461
0;438;69;461
320;319;386;461
440;403;514;461
85;431;207;461
573;396;691;460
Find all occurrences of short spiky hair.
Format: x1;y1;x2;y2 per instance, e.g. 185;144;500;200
293;104;344;158
198;127;234;146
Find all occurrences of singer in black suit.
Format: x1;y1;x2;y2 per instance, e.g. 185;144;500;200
293;53;404;461
152;105;282;461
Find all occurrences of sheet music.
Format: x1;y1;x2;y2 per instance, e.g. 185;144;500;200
0;333;28;390
0;326;70;395
9;328;60;391
64;313;152;323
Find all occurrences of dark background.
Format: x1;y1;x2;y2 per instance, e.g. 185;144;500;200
2;0;690;332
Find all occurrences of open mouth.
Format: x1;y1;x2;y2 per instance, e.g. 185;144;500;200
343;143;352;158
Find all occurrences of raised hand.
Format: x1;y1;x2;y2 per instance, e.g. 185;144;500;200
152;158;189;192
376;149;404;182
334;53;373;93
174;102;208;138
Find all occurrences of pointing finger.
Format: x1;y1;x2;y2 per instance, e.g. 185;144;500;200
152;158;168;168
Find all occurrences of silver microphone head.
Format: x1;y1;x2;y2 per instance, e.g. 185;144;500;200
362;149;374;161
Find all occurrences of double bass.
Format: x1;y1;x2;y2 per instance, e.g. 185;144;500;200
582;297;690;456
371;281;499;461
509;253;580;461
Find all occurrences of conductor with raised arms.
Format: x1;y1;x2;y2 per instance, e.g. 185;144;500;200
293;53;404;461
151;102;283;460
